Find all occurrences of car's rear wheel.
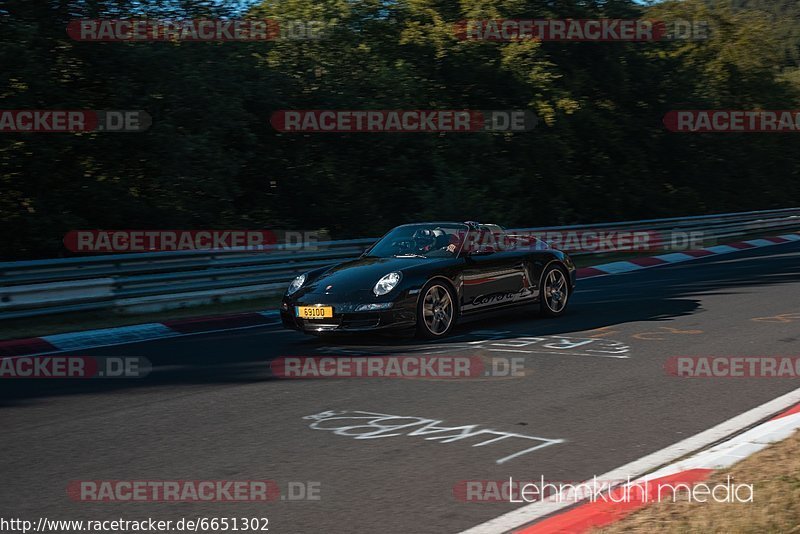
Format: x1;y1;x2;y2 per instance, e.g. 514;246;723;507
416;281;456;338
540;264;569;317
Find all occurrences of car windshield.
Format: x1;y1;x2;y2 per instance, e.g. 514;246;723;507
366;223;469;258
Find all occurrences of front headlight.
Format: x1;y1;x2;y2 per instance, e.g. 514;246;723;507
287;273;306;296
374;272;402;296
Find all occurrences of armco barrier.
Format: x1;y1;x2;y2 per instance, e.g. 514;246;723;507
1;208;799;319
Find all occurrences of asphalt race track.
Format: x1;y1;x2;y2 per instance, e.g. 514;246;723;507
2;242;800;534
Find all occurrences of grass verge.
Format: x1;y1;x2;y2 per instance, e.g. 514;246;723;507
598;431;800;533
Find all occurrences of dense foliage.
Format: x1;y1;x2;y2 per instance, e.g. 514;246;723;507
2;0;800;259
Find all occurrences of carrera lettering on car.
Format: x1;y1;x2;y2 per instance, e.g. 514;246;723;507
464;287;536;310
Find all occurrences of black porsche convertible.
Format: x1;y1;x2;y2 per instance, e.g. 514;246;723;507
280;222;576;338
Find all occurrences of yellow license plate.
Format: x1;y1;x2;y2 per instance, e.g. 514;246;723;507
296;306;333;319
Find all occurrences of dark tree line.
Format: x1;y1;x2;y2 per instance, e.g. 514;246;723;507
2;0;800;259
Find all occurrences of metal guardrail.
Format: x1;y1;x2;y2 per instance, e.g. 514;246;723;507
2;208;800;320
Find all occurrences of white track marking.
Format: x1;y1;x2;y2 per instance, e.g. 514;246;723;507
652;252;693;263
704;245;739;254
588;261;643;274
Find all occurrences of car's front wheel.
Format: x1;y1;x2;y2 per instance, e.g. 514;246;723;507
540;264;570;317
416;281;457;338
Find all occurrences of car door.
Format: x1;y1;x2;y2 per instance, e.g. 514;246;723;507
460;227;534;313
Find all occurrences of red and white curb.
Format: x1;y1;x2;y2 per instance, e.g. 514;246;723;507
575;233;800;279
0;311;281;358
460;388;800;534
1;232;798;359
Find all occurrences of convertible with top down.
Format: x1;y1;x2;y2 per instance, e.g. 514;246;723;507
280;222;576;338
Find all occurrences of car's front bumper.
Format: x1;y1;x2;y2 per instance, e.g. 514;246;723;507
280;293;417;333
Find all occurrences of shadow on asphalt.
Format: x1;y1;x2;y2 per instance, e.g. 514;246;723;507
2;244;799;404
